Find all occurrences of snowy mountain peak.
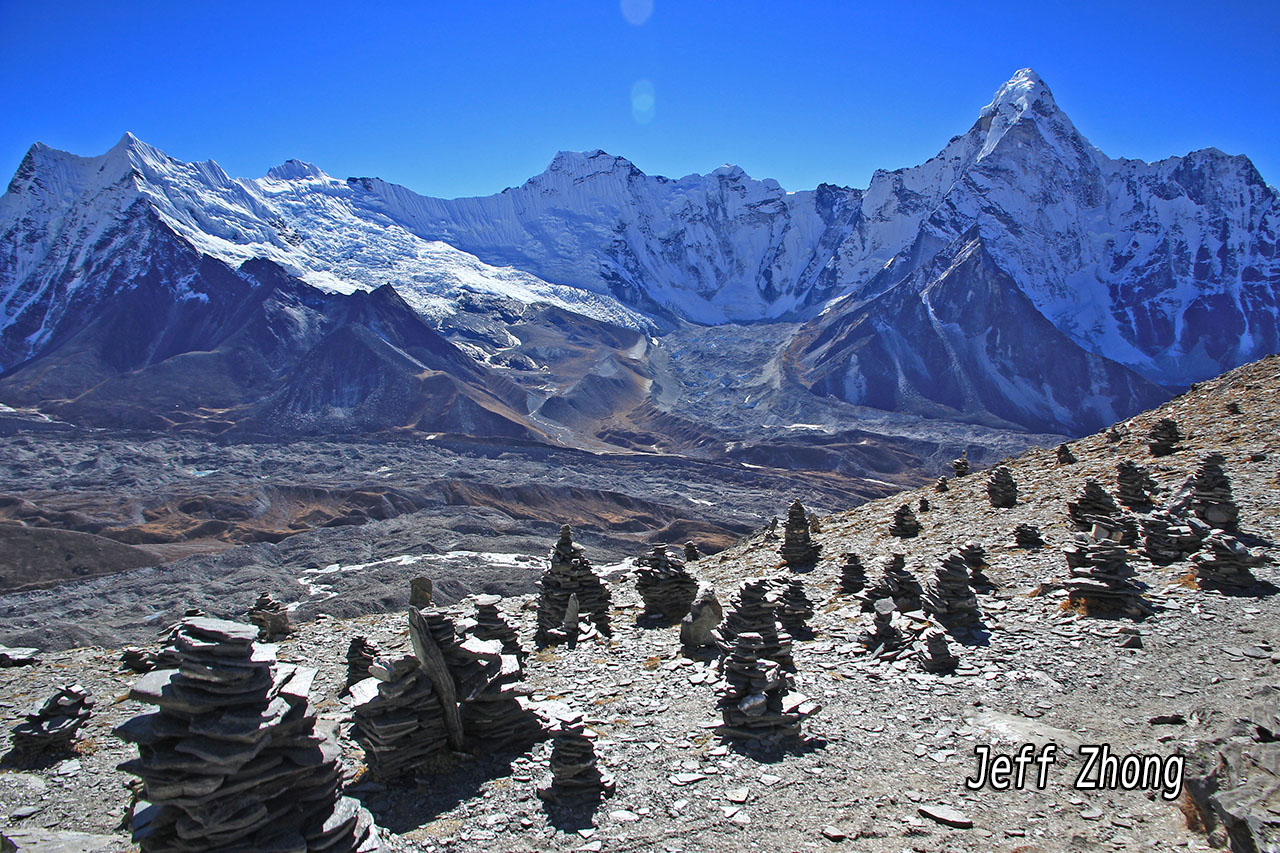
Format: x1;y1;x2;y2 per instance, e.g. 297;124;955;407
542;149;641;181
266;159;327;181
980;67;1055;119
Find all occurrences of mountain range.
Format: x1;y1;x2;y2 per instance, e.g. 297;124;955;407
1;68;1276;442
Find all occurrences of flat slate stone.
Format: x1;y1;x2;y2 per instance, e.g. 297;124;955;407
918;804;972;828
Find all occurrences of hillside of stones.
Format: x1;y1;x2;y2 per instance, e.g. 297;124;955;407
0;355;1278;852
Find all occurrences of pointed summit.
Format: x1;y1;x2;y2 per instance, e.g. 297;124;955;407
266;159;327;181
980;68;1057;119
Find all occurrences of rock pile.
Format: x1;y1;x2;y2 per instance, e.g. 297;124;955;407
1067;480;1137;544
779;499;821;567
679;586;723;651
468;595;524;659
1013;524;1045;549
922;552;982;632
839;552;867;595
952;451;970;477
918;628;960;673
918;496;931;513
1189;530;1270;591
959;541;991;588
121;647;161;674
117;617;378;852
1056;443;1078;464
935;476;949;493
1147;417;1182;456
716;632;817;740
987;466;1018;508
684;541;701;561
536;525;612;646
634;545;700;624
808;513;823;533
1185;453;1239;531
717;578;793;669
248;591;292;640
1063;532;1153;618
889;503;921;538
345;636;379;691
536;711;614;804
1140;510;1207;564
9;684;93;755
864;554;924;614
859;599;906;657
350;653;451;778
1116;460;1157;507
776;576;815;639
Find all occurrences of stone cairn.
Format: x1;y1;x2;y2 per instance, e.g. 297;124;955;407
859;599;906;658
1189;531;1270;592
1185;453;1239;531
1147;417;1182;456
839;552;867;595
888;503;921;538
775;576;815;639
634;544;700;624
960;540;994;592
536;710;614;804
679;586;724;652
248;591;292;640
684;541;701;561
935;476;949;493
986;466;1018;508
918;628;960;673
716;578;793;669
1116;460;1157;508
1063;528;1153;618
918;496;931;513
1056;443;1078;464
1140;509;1208;564
536;525;612;646
922;552;983;632
350;652;451;779
1014;523;1046;549
122;647;161;674
808;512;823;534
345;636;379;692
1067;480;1138;544
116;617;379;852
467;594;524;660
952;450;970;477
779;499;821;567
716;632;817;740
864;554;924;614
9;684;93;755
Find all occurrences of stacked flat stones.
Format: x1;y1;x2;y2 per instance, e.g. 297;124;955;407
1014;524;1045;549
716;632;816;740
859;599;906;657
1063;530;1153;618
679;586;723;651
1147;417;1182;456
889;503;921;538
1190;531;1270;591
345;636;379;692
634;545;700;623
935;476;949;493
117;617;377;853
922;552;982;631
248;592;292;640
1056;443;1078;464
536;526;612;646
1067;480;1137;544
716;578;793;669
960;541;993;590
776;576;814;638
864;554;924;613
918;628;959;673
918;496;931;513
1187;453;1239;531
987;466;1018;508
684;541;701;561
1116;460;1157;507
350;653;450;778
10;684;93;754
839;552;867;595
468;595;524;660
1141;510;1207;564
952;451;970;477
536;710;614;804
779;500;821;567
122;647;162;674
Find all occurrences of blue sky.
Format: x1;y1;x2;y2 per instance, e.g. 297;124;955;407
1;1;1276;198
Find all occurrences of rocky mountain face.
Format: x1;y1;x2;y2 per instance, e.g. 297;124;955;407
1;69;1276;441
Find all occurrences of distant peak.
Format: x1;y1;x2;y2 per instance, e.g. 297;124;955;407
711;164;747;180
267;159;326;181
980;68;1057;119
545;149;640;178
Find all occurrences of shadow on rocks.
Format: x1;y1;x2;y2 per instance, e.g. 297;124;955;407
722;734;828;764
541;793;607;833
347;752;521;834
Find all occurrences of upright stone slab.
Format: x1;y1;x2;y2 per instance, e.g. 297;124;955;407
680;585;723;651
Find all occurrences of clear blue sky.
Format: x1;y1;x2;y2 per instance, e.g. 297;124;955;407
2;1;1276;198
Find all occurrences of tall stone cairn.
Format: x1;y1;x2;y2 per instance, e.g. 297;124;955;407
859;598;906;657
716;578;793;669
864;554;924;614
1116;460;1157;508
679;585;723;651
1063;530;1153;618
116;617;380;852
922;552;983;631
349;653;451;779
1056;443;1078;464
248;591;292;640
469;595;525;660
960;540;993;591
10;684;93;755
684;541;701;561
775;576;815;639
888;503;921;538
345;636;379;691
634;544;700;624
839;552;867;595
1190;531;1270;591
986;466;1018;508
1140;509;1208;564
716;632;817;740
952;450;970;477
1013;523;1045;549
1147;417;1182;457
779;499;821;567
536;525;612;645
537;710;614;803
935;476;950;493
1066;480;1138;544
918;628;960;673
1186;453;1240;531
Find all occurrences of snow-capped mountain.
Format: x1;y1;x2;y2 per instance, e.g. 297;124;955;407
0;69;1275;438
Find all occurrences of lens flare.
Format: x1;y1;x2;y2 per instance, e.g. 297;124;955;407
620;0;653;26
631;79;655;124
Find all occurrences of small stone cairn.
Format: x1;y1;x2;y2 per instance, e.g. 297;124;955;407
888;503;921;538
1014;523;1045;549
839;552;867;595
345;635;379;691
1107;424;1128;443
684;541;701;561
1116;460;1157;507
679;585;723;651
716;632;817;740
779;499;821;567
10;684;93;755
935;476;949;493
918;628;960;673
859;599;906;657
121;647;161;674
716;578;793;669
1140;509;1209;564
959;540;994;591
1147;417;1182;456
987;466;1018;508
1067;480;1138;544
918;496;931;513
922;552;983;632
248;591;292;640
537;710;614;804
1185;453;1239;531
1063;528;1153;618
536;525;612;646
468;594;524;660
350;652;451;778
1056;443;1078;464
864;554;924;613
116;617;379;852
1190;531;1270;591
634;544;700;624
775;576;814;639
952;450;970;477
808;512;823;534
